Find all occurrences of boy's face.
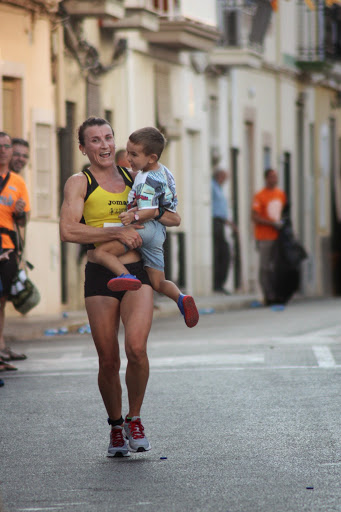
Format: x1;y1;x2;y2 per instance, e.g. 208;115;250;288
126;140;158;172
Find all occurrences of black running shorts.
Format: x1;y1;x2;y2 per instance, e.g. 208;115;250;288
0;251;18;296
84;260;151;301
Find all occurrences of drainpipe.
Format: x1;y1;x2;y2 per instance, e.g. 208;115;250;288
230;68;238;149
126;47;135;134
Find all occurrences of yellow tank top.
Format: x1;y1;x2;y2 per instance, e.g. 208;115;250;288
82;166;133;228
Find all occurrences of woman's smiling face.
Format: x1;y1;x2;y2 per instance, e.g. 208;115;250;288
80;124;115;168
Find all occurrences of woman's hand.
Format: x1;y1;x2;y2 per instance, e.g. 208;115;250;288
115;225;143;249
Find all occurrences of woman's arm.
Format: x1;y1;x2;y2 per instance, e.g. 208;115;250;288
59;174;142;249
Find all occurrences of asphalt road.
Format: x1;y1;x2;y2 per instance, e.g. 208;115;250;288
1;298;341;512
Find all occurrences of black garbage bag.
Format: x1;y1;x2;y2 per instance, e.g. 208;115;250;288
270;216;308;304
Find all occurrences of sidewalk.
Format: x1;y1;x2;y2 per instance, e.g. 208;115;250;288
4;292;259;342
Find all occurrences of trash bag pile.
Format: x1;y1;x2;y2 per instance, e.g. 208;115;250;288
270;214;308;304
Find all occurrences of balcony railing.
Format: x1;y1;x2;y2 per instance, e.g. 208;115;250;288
296;2;341;70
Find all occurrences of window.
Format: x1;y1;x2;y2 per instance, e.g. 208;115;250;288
2;77;22;136
263;146;271;170
153;0;180;16
104;109;113;126
155;65;172;130
35;123;52;218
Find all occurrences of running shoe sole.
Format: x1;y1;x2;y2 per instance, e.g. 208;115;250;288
182;295;199;328
107;277;142;292
126;440;151;453
107;450;130;458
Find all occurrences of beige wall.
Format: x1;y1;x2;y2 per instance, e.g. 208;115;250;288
0;4;62;316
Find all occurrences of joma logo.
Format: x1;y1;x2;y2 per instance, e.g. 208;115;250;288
108;200;127;206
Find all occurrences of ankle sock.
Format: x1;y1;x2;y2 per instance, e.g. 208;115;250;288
107;416;123;427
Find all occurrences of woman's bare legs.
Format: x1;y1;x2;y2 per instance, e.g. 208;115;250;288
85;295;123;420
85;284;153;420
120;284;154;417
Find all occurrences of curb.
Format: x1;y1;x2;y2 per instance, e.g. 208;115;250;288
4;294;258;343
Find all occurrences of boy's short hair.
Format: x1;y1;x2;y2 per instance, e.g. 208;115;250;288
129;127;166;159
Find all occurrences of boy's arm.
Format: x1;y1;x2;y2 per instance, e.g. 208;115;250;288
120;207;181;227
120;208;156;226
159;209;181;227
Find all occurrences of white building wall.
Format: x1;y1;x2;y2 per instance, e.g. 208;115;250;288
279;0;297;58
181;0;217;26
175;58;212;295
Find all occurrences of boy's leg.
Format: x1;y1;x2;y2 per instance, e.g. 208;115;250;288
146;267;181;302
94;241;142;292
146;267;199;328
94;240;129;276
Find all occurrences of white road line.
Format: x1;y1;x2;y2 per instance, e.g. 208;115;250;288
312;346;336;368
6;364;341;379
148;353;265;367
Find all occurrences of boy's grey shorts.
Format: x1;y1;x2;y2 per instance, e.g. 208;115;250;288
138;219;166;272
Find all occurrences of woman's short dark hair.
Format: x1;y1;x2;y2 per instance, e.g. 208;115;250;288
78;117;114;146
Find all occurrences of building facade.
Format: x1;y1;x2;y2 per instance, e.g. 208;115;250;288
1;0;341;316
0;0;64;315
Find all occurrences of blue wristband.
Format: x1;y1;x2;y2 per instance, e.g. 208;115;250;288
154;207;165;221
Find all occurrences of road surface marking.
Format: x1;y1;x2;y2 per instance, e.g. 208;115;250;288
312;346;336;368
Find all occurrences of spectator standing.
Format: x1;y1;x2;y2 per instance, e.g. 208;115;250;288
115;148;130;168
0;132;30;367
10;138;30;246
251;168;287;305
211;169;237;293
10;138;29;175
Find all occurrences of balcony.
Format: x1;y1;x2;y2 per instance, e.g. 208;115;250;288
62;0;125;19
143;17;221;52
209;46;262;69
208;7;264;68
296;5;341;73
3;0;62;13
100;4;159;31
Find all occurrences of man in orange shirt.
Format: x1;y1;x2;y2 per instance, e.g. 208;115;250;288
0;132;30;369
251;168;287;305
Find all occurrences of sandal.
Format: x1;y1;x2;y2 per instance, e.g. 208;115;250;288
0;348;27;361
0;358;17;371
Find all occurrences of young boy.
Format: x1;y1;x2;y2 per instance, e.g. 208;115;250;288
92;127;199;328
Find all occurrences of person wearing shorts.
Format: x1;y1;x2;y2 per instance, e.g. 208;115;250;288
60;117;181;457
0;131;30;369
